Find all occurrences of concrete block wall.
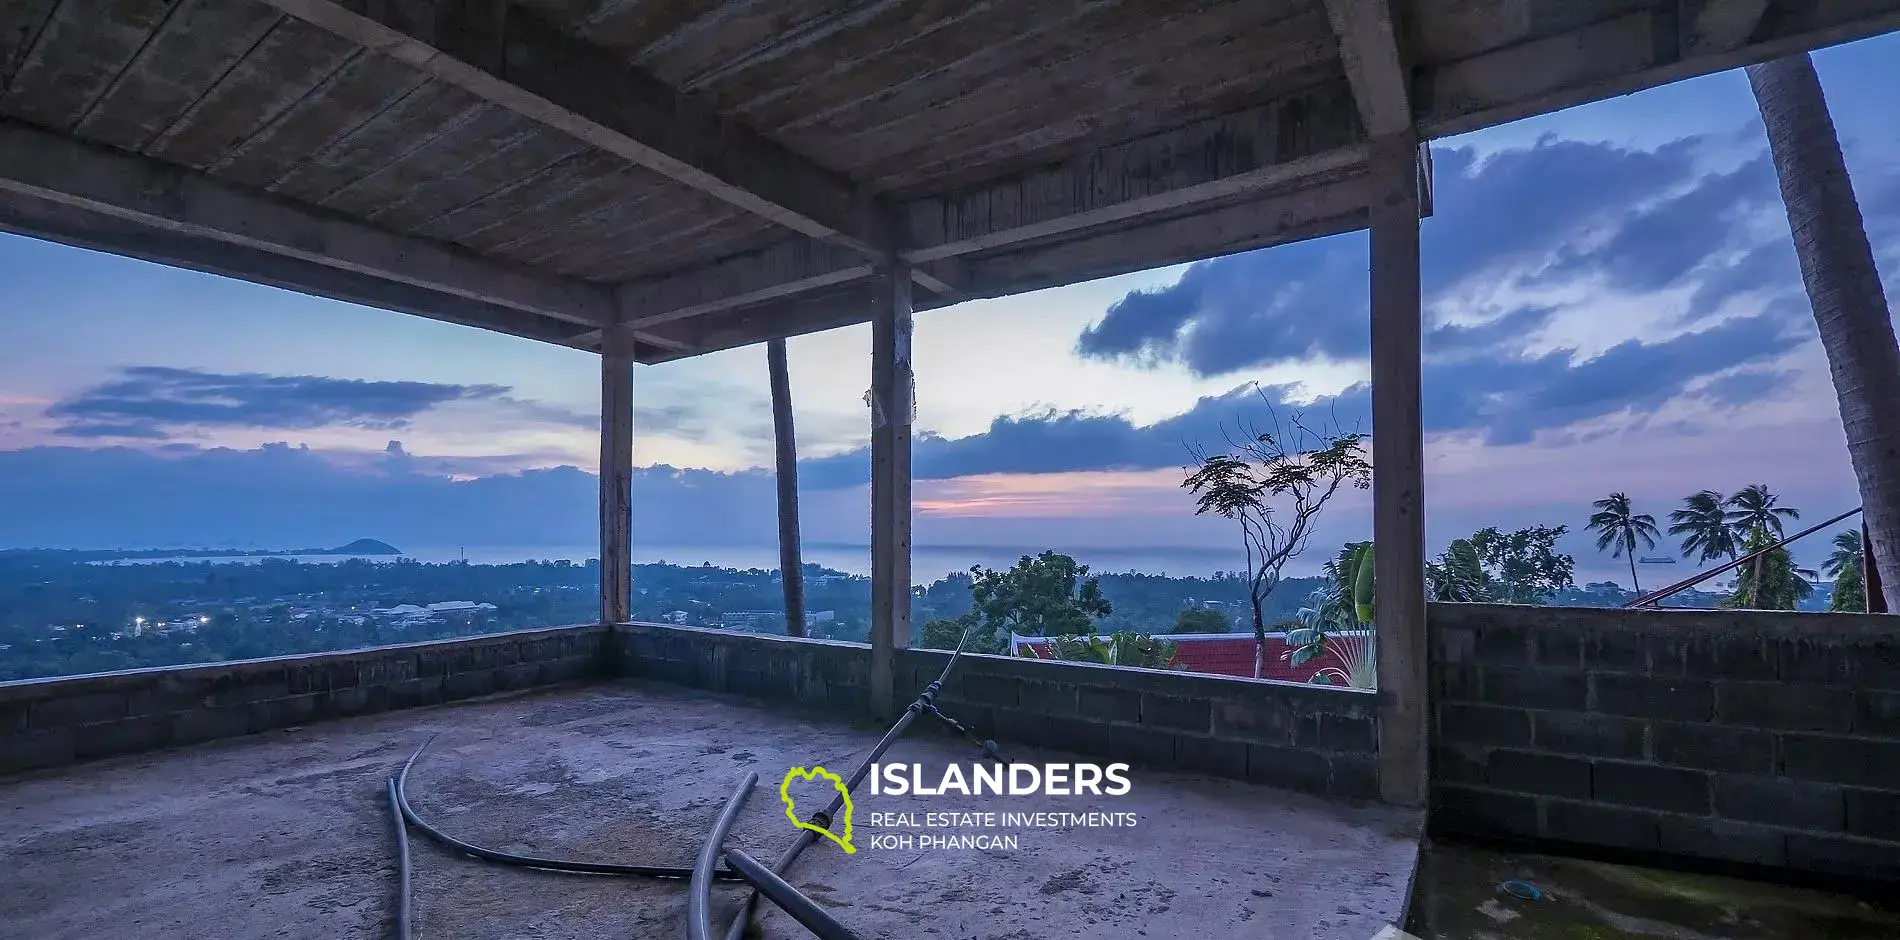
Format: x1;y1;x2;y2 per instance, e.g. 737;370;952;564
612;622;1381;800
1430;603;1900;880
0;624;607;775
613;621;870;712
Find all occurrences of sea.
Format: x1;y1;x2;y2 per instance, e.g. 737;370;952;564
94;543;1252;580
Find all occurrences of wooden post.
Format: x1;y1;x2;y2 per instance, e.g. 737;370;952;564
768;338;808;636
599;330;634;626
1370;135;1428;807
869;262;914;718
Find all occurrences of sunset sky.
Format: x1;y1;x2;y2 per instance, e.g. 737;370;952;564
4;35;1899;584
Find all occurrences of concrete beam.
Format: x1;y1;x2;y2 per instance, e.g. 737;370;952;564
0;117;612;329
900;82;1367;263
869;262;914;720
618;239;873;329
1368;135;1427;808
1419;3;1900;138
258;0;876;252
1321;0;1413;136
0;191;602;350
631;175;1397;363
599;328;634;626
1687;0;1773;53
956;178;1374;300
610;85;1378;340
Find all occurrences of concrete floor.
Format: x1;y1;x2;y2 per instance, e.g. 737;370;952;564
0;680;1422;940
1407;839;1900;939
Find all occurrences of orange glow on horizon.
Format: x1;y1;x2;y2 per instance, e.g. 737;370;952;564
915;469;1189;518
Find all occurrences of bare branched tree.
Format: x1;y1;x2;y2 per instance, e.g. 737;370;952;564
1182;389;1371;677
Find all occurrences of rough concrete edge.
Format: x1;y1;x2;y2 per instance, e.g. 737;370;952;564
1431;602;1900;641
0;622;610;703
1394;829;1426;935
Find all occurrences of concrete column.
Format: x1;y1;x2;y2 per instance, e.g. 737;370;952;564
869;262;915;718
768;338;807;636
1369;135;1428;807
599;330;635;626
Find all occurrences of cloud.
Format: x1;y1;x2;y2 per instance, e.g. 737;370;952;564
46;366;525;439
791;304;1803;485
799;386;1293;489
1074;135;1804;380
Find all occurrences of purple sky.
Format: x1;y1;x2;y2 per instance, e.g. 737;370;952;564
4;36;1900;585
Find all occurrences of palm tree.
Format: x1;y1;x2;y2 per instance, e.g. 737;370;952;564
1725;484;1802;608
1825;529;1864;580
1749;54;1900;612
1726;483;1801;541
1588;493;1661;594
1729;528;1819;611
1668;490;1738;564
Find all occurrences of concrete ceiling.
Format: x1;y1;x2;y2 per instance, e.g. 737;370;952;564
0;0;1893;362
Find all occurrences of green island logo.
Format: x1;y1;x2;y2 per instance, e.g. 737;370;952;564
780;766;855;854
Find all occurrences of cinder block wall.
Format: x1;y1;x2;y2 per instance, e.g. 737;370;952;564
1430;603;1900;880
0;624;608;774
613;622;1381;800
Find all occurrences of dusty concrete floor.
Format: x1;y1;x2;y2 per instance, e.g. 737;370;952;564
1406;839;1900;939
0;680;1421;940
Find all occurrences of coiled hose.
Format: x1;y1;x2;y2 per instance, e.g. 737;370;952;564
393;736;745;881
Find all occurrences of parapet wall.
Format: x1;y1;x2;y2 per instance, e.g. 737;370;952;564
612;621;1381;800
0;624;608;775
1430;603;1900;881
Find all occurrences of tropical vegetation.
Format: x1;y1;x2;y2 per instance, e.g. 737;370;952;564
1181;395;1370;677
1586;493;1662;594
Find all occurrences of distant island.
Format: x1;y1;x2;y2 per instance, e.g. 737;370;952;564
0;539;402;562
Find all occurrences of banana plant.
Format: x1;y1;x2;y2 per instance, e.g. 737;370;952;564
1285;542;1377;689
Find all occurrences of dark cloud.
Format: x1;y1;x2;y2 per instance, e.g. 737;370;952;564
1696;368;1800;408
1075;136;1801;379
798;309;1802;487
47;367;517;439
43;366;602;441
0;441;810;549
1540;155;1778;292
1406;311;1800;445
801;386;1291;489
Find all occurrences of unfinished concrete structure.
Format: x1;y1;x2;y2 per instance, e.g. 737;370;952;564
5;0;1900;936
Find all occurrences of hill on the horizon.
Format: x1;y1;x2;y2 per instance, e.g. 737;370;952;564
331;538;400;555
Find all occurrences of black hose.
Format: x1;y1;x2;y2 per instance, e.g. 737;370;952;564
723;848;863;940
394;736;745;882
387;777;413;940
723;624;990;940
688;773;759;940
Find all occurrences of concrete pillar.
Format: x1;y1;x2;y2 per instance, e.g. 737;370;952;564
1369;135;1428;807
869;262;914;718
599;330;634;626
768;338;808;636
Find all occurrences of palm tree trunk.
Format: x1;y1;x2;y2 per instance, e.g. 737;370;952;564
1749;55;1900;613
767;338;806;637
1627;552;1641;596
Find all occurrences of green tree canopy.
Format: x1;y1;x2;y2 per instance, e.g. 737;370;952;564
1825;529;1863;580
965;551;1111;646
1170;607;1230;634
1831;559;1867;612
1727;529;1816;610
1468;525;1575;603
